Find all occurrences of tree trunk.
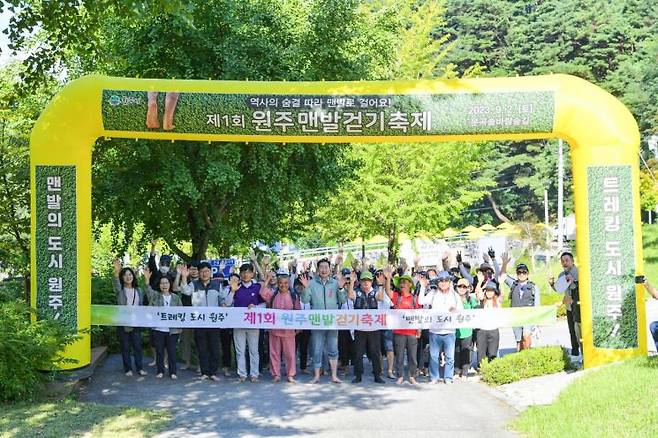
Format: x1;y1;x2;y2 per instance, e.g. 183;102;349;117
191;231;210;261
387;226;399;265
487;193;511;223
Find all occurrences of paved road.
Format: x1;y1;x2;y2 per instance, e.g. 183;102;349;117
78;321;573;437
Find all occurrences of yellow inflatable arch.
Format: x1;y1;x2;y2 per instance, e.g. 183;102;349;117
30;74;646;369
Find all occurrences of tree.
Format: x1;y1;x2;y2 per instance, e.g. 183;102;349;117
308;0;489;262
5;0;437;260
639;158;658;213
314;142;488;262
0;62;56;274
438;0;657;225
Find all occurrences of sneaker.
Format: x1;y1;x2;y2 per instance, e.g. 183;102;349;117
445;379;454;385
171;374;178;380
138;370;148;376
210;375;221;382
156;373;164;379
125;370;133;377
199;375;209;381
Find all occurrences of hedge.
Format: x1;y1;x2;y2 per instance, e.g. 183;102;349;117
480;346;574;385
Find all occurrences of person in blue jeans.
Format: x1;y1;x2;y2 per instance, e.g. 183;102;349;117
418;271;463;384
640;277;658;350
300;258;347;384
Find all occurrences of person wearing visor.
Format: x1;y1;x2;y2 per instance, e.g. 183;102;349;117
418;270;463;384
454;278;477;379
260;268;301;383
474;278;502;368
500;253;540;351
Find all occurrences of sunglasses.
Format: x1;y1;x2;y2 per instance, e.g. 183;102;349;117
517;270;528;275
438;278;451;282
457;284;469;289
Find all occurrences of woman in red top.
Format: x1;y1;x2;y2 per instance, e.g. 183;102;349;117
384;267;421;385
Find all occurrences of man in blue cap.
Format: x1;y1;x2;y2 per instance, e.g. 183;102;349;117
500;253;540;351
418;270;463;384
147;239;177;291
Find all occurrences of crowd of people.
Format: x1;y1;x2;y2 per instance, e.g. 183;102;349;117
112;242;582;384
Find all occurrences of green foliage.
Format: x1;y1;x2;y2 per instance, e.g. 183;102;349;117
479;345;573;385
315;142;489;261
0;301;78;401
88;0;417;259
439;0;657;225
640;158;658;212
0;278;25;303
0;62;55;274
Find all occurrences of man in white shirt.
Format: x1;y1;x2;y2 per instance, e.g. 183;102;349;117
418;271;463;384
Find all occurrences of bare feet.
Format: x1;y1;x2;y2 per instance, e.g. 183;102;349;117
162;92;179;130
330;376;342;384
309;377;320;384
156;373;164;378
287;376;297;384
272;376;281;383
409;377;418;385
146;101;160;129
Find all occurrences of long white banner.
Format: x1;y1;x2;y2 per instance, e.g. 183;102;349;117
92;305;556;330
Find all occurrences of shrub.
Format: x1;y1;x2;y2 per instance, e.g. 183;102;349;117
480;346;574;385
0;278;26;303
0;301;78;401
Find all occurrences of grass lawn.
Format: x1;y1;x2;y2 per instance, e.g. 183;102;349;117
0;399;170;438
510;356;658;437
